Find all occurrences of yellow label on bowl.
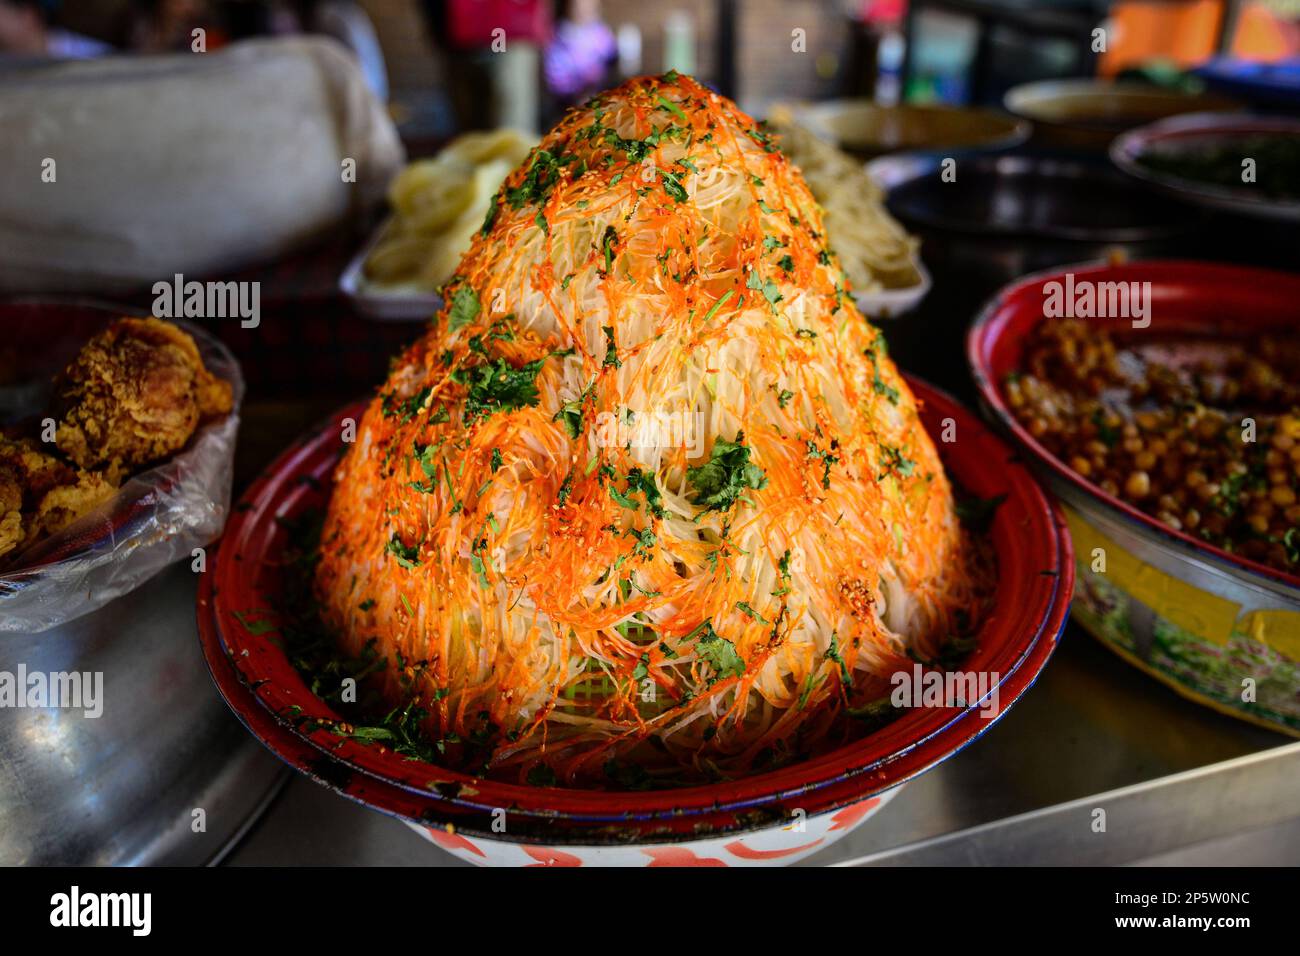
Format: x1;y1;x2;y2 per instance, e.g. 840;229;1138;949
1237;610;1300;663
1064;507;1240;645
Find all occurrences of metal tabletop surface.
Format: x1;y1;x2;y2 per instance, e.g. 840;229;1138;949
223;618;1300;866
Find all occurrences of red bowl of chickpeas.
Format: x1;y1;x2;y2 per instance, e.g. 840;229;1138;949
969;260;1300;736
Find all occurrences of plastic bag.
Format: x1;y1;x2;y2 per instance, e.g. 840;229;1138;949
0;306;244;632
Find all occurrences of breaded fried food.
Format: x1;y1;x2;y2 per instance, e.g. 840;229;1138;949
0;435;117;562
52;318;233;483
0;456;24;559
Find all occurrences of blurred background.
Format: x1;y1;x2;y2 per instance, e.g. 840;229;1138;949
3;0;1298;419
2;0;1298;135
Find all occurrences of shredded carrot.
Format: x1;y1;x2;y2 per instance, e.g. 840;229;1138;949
315;74;990;786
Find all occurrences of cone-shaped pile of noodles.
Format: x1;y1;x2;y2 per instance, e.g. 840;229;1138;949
315;73;990;786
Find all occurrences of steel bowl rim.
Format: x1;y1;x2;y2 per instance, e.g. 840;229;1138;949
1109;112;1300;219
797;99;1031;155
1003;78;1239;128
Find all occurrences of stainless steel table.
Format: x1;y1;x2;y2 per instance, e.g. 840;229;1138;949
224;623;1300;866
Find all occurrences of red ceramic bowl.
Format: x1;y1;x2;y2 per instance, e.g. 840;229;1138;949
968;259;1300;593
968;260;1300;736
198;376;1073;848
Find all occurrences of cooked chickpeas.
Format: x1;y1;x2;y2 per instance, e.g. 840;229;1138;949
1007;319;1300;576
1126;471;1151;499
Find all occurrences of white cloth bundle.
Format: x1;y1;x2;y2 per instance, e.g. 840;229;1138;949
0;36;404;294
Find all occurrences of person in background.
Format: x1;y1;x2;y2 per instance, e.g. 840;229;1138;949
0;0;112;58
543;0;615;109
420;0;550;133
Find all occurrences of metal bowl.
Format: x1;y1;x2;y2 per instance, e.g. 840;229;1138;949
0;563;286;864
969;260;1300;736
1110;113;1300;223
1004;79;1239;152
793;100;1029;160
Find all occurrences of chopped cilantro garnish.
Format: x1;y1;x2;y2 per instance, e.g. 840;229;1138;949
630;526;657;558
384;385;433;423
746;124;780;153
746;268;782;311
480;200;498;236
505;149;564;211
688;621;746;682
555;392;587;439
447;284;480;333
556;470;575;507
409;441;441;493
686;431;768;512
632;653;651;681
864;337;900;405
627;468;665;518
385;533;420;569
806;439;840;489
878;445;917;480
609;483;639;510
608;468;664;519
658;167;688;202
452;355;546;424
601;325;621;369
468;544;490;588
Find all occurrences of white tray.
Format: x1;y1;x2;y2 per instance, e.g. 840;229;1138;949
339;219;443;322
